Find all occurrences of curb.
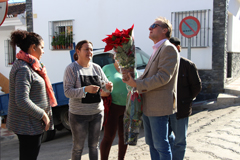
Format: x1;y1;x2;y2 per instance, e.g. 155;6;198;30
192;99;217;111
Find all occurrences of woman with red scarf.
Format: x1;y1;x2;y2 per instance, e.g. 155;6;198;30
7;30;57;160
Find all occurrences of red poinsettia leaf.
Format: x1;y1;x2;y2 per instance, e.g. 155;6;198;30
114;28;121;33
102;36;110;42
112;32;122;37
102;38;107;43
131;24;134;30
114;38;121;44
122;29;127;34
126;24;134;36
104;44;114;52
103;25;134;52
102;35;114;44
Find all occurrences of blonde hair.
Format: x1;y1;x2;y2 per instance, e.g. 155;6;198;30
155;16;172;38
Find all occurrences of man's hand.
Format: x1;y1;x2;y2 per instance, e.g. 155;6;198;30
122;73;137;88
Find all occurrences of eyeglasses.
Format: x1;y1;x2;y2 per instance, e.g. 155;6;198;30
149;23;163;29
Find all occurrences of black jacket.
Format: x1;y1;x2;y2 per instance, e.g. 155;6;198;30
176;57;202;119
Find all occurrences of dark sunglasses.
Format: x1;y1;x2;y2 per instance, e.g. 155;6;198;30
149;23;163;29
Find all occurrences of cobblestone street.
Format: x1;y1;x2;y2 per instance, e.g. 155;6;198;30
1;103;240;160
82;103;240;160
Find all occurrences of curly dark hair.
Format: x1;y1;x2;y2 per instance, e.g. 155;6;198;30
10;30;43;53
73;40;93;61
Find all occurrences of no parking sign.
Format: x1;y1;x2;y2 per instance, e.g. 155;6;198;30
179;16;200;59
179;16;200;38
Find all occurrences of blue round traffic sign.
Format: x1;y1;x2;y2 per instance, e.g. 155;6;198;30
179;16;200;38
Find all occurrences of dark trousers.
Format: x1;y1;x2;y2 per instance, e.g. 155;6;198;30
100;103;128;160
17;134;42;160
69;111;103;160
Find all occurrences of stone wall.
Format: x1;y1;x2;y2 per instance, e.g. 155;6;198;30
231;53;240;79
196;0;229;101
226;52;240;84
26;0;33;32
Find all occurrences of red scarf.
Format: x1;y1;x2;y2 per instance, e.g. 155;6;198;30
16;50;58;107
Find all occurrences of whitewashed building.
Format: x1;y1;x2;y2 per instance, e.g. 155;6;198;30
1;0;240;100
0;2;26;93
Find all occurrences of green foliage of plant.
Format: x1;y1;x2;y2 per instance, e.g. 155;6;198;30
115;37;135;68
51;31;73;49
66;31;73;45
51;32;58;46
58;32;66;46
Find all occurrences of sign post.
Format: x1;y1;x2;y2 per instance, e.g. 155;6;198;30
0;0;8;26
179;16;200;60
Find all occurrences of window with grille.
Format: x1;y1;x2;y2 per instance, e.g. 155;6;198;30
4;40;16;67
171;9;210;48
49;20;74;50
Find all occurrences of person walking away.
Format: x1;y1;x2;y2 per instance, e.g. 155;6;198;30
7;30;57;160
63;40;113;160
168;37;202;160
123;16;180;160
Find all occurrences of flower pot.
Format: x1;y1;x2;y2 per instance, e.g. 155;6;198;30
68;43;73;50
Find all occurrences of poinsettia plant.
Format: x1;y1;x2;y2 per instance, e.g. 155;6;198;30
102;25;135;69
102;25;143;146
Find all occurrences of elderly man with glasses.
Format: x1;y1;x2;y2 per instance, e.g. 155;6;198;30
123;16;180;160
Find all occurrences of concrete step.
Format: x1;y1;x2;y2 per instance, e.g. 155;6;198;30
192;99;217;111
224;88;240;96
217;93;240;105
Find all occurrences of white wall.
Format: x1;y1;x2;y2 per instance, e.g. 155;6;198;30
0;29;13;78
227;0;240;52
0;17;26;78
32;0;214;83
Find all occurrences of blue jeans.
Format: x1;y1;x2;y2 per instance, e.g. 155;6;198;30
168;113;189;160
69;111;103;160
142;113;172;160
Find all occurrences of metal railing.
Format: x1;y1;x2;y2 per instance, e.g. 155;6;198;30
49;20;74;50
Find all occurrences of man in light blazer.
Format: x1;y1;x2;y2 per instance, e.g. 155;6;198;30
123;16;180;160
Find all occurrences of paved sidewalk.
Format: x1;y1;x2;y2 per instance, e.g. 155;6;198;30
1;103;240;160
82;103;240;160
